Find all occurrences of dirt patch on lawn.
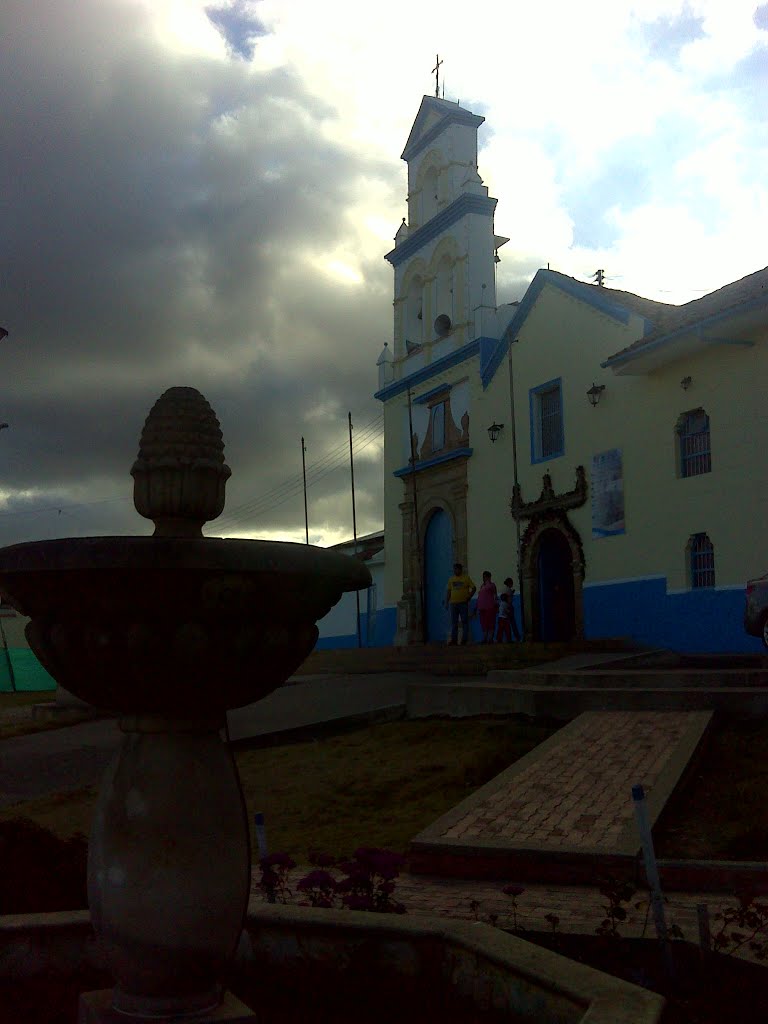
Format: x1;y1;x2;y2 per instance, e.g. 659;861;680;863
654;713;768;861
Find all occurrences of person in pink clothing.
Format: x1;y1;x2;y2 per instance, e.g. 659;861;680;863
476;570;499;644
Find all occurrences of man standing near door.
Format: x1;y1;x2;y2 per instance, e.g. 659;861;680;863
444;562;476;645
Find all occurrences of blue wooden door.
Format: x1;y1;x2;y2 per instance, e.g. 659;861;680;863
537;529;574;642
424;509;453;643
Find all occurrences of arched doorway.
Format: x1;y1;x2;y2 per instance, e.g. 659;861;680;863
537;528;575;642
424;508;453;643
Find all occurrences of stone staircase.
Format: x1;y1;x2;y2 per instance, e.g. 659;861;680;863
298;637;639;678
406;648;768;718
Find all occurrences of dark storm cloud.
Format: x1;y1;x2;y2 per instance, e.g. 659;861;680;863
206;1;268;60
0;0;397;546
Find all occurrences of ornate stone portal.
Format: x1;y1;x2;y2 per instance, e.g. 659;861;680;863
396;454;469;645
0;388;370;1022
510;467;587;642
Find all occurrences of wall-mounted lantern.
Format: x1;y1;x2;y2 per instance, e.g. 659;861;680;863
586;383;605;407
487;421;504;443
681;376;692;390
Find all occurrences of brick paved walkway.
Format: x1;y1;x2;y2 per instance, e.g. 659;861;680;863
411;711;711;876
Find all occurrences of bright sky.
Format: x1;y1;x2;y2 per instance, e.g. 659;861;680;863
1;0;766;547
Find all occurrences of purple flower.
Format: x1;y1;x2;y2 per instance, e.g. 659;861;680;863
502;884;525;897
261;851;296;870
297;870;337;892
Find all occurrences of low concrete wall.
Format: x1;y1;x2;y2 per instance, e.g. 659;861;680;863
0;903;664;1023
239;903;663;1023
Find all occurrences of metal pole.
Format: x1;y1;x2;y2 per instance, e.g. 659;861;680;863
301;437;309;544
508;340;525;639
632;783;674;978
406;388;426;644
348;412;362;648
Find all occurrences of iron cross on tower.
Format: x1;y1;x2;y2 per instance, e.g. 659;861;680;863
432;53;443;98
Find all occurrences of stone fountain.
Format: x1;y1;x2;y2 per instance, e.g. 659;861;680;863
0;387;371;1022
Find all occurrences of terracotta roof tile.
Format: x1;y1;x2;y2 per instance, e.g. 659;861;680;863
607;265;768;362
545;270;678;326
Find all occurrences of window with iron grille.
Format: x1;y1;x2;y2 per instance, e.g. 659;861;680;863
530;380;564;462
690;533;715;588
677;409;711;477
431;401;446;451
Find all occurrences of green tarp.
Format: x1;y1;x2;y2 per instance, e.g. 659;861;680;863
0;648;56;692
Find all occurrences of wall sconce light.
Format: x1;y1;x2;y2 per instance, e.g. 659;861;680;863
586;383;605;407
681;376;692;390
487;421;504;443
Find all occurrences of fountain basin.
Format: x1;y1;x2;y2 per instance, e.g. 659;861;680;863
0;904;665;1023
0;536;370;715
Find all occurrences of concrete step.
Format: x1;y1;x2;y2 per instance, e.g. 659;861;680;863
488;668;768;689
299;637;638;677
406;682;768;718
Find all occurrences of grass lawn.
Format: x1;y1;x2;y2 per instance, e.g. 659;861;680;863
655;713;768;861
0;691;74;740
0;690;53;710
0;716;559;860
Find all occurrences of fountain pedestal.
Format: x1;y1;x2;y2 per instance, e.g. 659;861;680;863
87;716;250;1018
0;388;371;1022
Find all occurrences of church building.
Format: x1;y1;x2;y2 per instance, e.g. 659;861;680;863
374;95;768;653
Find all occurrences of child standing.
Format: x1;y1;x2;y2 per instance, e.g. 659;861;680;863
496;592;512;643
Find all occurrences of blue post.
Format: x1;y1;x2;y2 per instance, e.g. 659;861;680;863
254;811;268;860
632;783;674;978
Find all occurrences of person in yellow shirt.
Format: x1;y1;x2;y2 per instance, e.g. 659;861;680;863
444;562;476;645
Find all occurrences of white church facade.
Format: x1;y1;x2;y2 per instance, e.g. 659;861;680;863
370;95;768;654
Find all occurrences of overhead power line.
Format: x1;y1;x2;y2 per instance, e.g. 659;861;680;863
0;410;385;530
213;418;384;534
214;412;384;526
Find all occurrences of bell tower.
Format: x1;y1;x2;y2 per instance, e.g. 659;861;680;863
385;96;507;368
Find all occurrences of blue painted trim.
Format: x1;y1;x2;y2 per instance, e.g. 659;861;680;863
374;339;480;402
478;336;499;378
602;293;768;369
529;377;564;463
385;194;497;268
414;382;452;404
482;269;646;390
393;447;473;477
401;104;485;162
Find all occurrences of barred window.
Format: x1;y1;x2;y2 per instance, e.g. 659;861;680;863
531;380;564;462
690;533;715;589
677;409;711;478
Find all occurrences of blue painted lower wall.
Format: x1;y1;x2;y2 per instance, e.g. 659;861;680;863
583;578;761;653
313;580;759;653
315;606;397;650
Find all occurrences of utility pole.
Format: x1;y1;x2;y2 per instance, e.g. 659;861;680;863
508;340;525;639
593;269;605;287
300;436;309;544
0;328;8;433
348;412;362;648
